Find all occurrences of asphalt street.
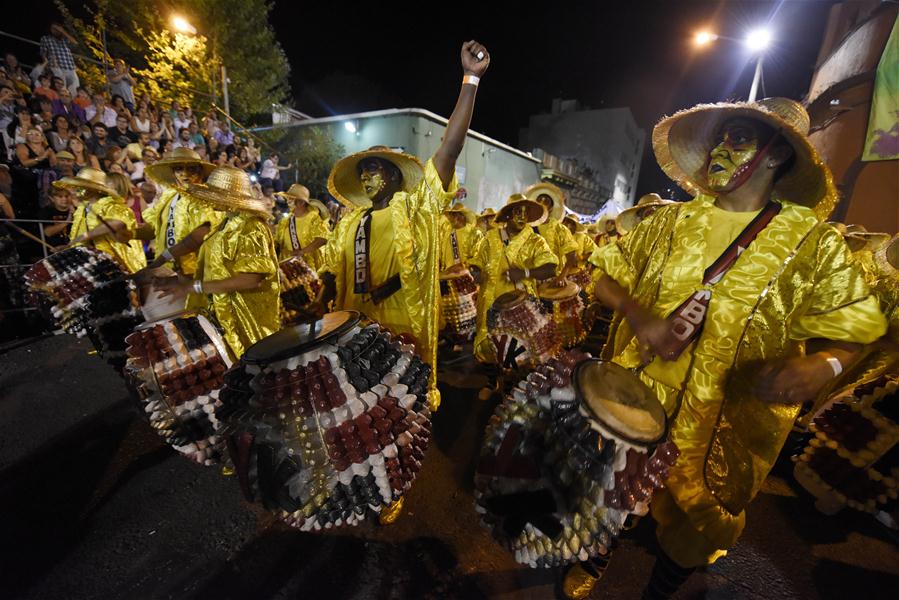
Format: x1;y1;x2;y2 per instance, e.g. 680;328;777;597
1;334;897;599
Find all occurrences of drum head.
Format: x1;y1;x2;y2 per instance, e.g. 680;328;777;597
493;289;527;310
243;310;361;364
439;263;469;280
537;280;580;300
573;359;666;446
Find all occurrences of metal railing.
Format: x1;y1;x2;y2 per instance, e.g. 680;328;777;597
1;217;75;314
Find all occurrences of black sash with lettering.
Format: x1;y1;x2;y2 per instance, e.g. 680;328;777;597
353;209;374;294
656;201;781;360
288;216;300;251
450;230;461;263
165;193;180;249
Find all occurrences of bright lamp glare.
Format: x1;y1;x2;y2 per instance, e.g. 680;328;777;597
694;31;718;46
344;121;357;133
745;28;771;51
171;15;196;35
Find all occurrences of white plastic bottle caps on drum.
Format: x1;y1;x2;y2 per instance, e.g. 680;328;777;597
25;246;144;368
475;351;679;568
439;264;478;341
487;290;562;370
217;310;433;531
124;312;232;465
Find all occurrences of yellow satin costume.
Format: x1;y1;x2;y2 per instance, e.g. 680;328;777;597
469;226;558;363
536;219;578;272
142;187;223;275
320;159;457;410
275;209;331;268
70;196;146;273
187;212;281;360
439;219;484;269
590;195;887;567
572;231;598;262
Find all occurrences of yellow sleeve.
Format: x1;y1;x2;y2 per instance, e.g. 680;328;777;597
465;226;485;264
141;196;162;232
232;220;278;276
409;158;458;216
790;228;887;343
98;200;137;231
320;209;359;277
469;233;489;271
310;213;330;240
556;221;579;257
527;234;559;269
186;197;223;232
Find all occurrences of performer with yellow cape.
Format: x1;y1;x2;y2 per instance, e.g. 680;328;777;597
56;167;146;273
274;183;331;268
155;167;280;361
524;181;578;276
439;203;483;270
563;98;888;599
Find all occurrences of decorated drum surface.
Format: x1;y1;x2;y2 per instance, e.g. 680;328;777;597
487;291;561;370
25;246;143;366
538;281;587;349
439;266;478;340
217;311;433;531
475;352;678;568
279;256;322;326
124;312;232;465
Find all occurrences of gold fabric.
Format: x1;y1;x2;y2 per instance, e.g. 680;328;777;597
589;195;886;565
320;159;457;408
274;209;331;268
70;196;146;273
469;226;558;362
142;188;223;275
439;219;484;269
536;219;578;271
188;212;281;360
572;231;598;262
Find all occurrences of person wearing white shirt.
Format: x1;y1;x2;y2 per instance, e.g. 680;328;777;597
85;93;118;128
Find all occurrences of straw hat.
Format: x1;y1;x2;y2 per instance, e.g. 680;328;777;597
844;224;867;235
874;234;899;274
276;184;330;220
524;182;566;221
827;221;847;235
615;193;675;235
563;214;585;233
55;150;75;161
53;167;120;198
844;231;891;253
144;147;215;189
445;203;476;225
653;97;838;220
494;193;546;225
186;166;271;217
327;145;424;208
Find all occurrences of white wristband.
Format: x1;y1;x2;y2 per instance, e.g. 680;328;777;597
820;353;843;377
193;280;204;294
524;268;530;279
463;74;480;87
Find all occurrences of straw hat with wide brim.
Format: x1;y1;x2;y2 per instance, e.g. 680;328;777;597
615;195;676;236
53;167;120;199
327;146;424;208
524;182;566;221
186;166;271;217
653;97;838;220
144;147;215;189
494;193;547;225
844;231;891;253
445;203;476;225
563;214;585;233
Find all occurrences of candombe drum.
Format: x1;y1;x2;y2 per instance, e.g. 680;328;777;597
439;264;478;341
487;290;561;371
475;352;679;568
538;280;587;349
216;310;433;530
124;312;232;465
279;256;322;325
24;246;143;369
793;375;899;516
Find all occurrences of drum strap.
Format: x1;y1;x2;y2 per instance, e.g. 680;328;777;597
288;215;301;251
450;230;461;263
656;201;781;360
165;193;179;249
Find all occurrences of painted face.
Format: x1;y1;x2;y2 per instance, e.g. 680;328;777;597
359;160;389;201
537;194;554;213
173;165;201;187
707;119;762;191
510;204;530;229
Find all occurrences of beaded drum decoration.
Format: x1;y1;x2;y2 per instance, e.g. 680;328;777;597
439;266;478;340
279;256;323;326
538;281;587;349
217;311;433;531
475;353;679;568
487;290;561;371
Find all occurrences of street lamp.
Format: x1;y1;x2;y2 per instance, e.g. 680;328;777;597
168;14;229;115
692;27;772;102
693;31;718;46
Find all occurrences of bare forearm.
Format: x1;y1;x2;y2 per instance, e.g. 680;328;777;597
43;222;70;237
433;84;477;185
132;223;155;241
531;264;556;281
593;273;633;312
76;219;126;243
195;272;265;294
151;224;209;265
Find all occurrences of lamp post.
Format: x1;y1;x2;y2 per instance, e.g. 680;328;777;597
693;27;772;102
170;14;229;115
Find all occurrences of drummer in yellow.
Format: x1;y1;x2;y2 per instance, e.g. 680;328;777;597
55;167;146;273
564;98;888;599
440;203;483;271
524;182;578;277
274;183;331;268
476;207;497;234
468;194;557;364
613;192;674;239
155;167;280;361
562;215;597;265
135;147;219;276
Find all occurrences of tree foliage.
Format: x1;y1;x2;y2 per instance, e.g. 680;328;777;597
131;28;214;110
55;0;290;123
257;125;345;199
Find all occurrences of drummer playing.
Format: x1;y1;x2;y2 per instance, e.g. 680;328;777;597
468;193;557;364
440;199;483;272
313;40;491;414
273;184;331;269
564;98;887;599
524;182;578;280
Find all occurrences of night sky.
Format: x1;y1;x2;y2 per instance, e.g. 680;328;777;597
6;1;838;198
